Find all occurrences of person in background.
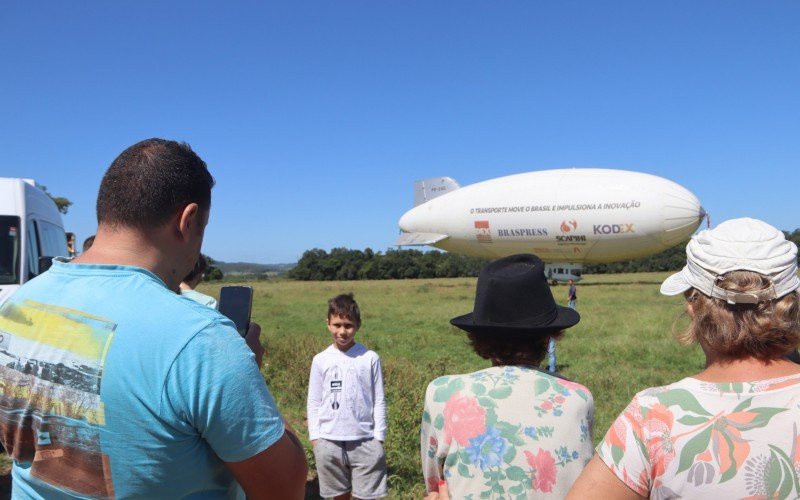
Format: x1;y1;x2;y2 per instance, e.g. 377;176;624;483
0;138;307;498
308;293;388;500
66;232;77;257
180;254;217;309
569;218;800;499
548;278;579;372
421;254;593;498
567;279;577;309
82;234;95;253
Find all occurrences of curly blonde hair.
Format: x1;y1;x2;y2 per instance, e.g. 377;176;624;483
681;271;800;361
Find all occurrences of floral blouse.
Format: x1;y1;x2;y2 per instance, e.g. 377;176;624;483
421;366;594;499
597;373;800;499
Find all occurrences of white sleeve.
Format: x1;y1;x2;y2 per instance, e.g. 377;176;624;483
372;355;387;442
307;356;323;440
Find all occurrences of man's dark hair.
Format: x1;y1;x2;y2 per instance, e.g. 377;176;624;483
96;139;215;228
184;254;209;284
327;293;361;327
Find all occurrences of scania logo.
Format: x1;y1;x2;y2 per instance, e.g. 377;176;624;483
593;223;634;235
556;235;587;242
560;220;577;233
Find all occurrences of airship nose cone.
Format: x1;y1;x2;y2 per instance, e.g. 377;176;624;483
660;184;705;245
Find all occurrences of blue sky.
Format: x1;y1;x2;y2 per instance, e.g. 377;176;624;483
2;1;798;263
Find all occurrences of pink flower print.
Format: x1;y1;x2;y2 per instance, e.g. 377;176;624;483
525;449;557;492
443;392;486;446
426;476;441;492
643;404;676;478
554;395;565;404
540;400;553;411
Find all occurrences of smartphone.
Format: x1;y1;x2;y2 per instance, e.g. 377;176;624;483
218;286;253;337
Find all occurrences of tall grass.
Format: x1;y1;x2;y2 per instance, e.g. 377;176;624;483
200;273;704;498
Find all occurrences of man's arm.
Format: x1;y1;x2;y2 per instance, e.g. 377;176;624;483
226;427;308;499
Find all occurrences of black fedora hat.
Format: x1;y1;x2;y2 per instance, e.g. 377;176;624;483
450;254;580;335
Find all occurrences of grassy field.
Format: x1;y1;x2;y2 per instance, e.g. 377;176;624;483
198;272;705;499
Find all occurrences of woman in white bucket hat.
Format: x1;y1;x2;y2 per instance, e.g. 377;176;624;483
569;218;800;499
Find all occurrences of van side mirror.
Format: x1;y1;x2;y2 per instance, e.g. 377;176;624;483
38;256;54;274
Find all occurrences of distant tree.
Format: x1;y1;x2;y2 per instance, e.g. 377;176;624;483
40;185;73;214
289;248;488;281
785;229;800;264
204;255;224;281
584;242;688;274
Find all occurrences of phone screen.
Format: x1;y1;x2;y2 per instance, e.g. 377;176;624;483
218;286;253;337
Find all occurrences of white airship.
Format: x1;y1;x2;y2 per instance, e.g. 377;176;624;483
395;168;706;281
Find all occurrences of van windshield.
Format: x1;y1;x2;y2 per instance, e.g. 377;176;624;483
0;216;21;285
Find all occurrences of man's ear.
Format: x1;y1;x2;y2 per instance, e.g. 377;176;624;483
177;203;200;242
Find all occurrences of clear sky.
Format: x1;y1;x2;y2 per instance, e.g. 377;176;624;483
2;1;798;263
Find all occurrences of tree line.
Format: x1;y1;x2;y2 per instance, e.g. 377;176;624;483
288;248;489;280
285;228;800;281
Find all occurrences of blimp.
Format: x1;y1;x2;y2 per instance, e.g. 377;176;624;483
395;168;706;282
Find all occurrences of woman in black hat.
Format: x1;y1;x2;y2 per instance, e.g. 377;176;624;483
421;254;594;498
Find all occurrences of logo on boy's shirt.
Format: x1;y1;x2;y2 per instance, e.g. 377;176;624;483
330;380;342;392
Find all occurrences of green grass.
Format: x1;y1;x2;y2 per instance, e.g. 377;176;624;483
199;274;704;499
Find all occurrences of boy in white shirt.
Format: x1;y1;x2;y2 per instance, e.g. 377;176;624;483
307;293;388;500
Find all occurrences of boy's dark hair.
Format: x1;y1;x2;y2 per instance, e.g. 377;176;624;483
82;235;95;252
184;254;209;284
327;293;361;327
466;330;563;366
96;138;215;229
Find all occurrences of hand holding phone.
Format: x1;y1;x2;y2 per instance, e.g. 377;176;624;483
218;286;253;338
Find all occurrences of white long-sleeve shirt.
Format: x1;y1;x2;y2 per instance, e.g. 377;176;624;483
307;343;387;442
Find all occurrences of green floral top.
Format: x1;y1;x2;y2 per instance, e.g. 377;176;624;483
421;366;594;499
597;373;800;499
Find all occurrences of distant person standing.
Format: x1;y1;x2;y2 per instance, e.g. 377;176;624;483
548;279;576;372
66;232;77;257
180;254;217;309
567;279;577;309
308;293;388;500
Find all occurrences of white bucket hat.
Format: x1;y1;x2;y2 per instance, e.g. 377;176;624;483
661;218;799;304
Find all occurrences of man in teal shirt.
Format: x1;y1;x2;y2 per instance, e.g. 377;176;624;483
0;139;307;498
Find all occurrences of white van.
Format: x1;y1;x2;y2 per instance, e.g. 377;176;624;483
0;178;68;305
544;263;583;284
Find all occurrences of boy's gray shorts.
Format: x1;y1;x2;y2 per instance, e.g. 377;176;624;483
313;437;388;499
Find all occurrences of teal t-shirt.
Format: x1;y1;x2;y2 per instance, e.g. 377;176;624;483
0;259;284;499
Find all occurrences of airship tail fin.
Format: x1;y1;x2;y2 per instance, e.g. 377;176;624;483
413;177;460;206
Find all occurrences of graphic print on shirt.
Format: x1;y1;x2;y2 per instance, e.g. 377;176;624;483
330;365;342;410
345;365;360;418
0;299;116;498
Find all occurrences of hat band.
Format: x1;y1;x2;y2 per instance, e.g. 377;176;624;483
481;305;558;328
708;284;778;305
688;260;784;304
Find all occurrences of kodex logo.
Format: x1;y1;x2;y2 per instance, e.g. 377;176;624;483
593;223;635;235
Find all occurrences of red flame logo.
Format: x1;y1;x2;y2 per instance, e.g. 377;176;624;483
560;220;577;233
